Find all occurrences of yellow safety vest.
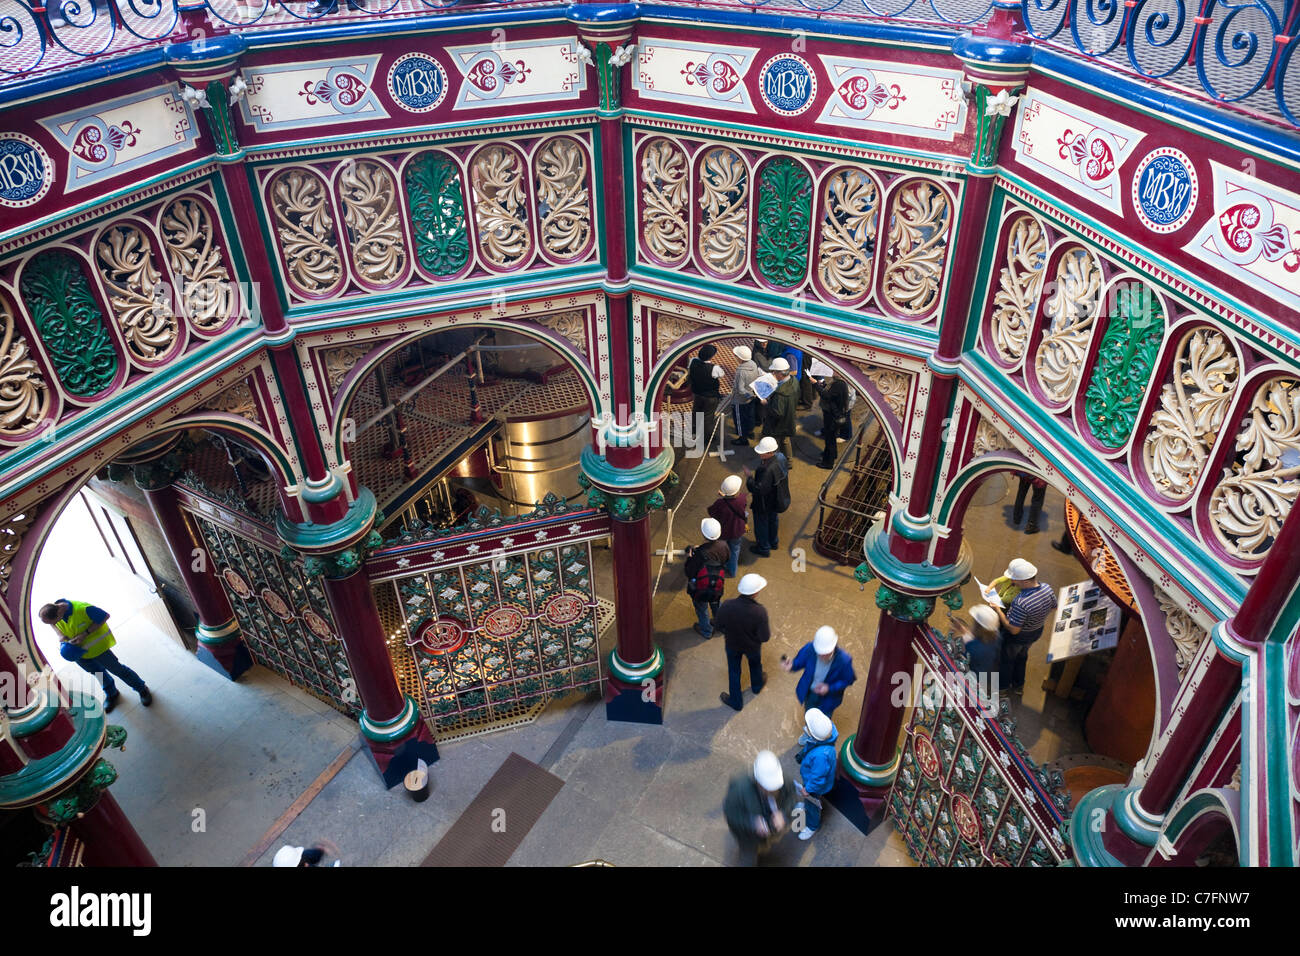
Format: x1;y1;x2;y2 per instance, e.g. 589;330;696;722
55;601;115;659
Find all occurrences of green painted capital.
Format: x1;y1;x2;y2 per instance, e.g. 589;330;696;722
609;645;664;683
1069;785;1128;867
839;733;899;788
875;583;935;623
277;487;379;571
580;445;675;493
969;84;1022;171
8;690;59;739
0;693;106;811
861;526;973;599
202;79;242;157
359;696;420;743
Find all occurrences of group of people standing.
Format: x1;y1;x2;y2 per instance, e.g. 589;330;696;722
956;557;1058;696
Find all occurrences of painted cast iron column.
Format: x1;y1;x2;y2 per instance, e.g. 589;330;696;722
278;488;438;787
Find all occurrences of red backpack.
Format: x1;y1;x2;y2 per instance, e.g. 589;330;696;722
688;562;726;600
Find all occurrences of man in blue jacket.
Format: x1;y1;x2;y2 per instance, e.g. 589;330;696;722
781;625;856;716
794;708;838;841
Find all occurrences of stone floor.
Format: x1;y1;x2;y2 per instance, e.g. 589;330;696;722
24;406;1101;866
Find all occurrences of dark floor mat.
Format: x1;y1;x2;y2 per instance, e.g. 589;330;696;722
422;752;565;867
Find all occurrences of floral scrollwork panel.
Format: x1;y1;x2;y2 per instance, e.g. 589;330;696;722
1035;247;1101;404
95;224;178;361
535;138;591;261
1142;328;1240;502
159;198;236;332
471;145;533;270
1083;284;1165;450
972;419;1011;458
21;251;119;398
640;138;689;266
1156;591;1208;681
0;299;51;437
1209;377;1300;562
990;214;1047;365
862;367;910;423
338;160;409;287
817;167;879;302
697;147;748;278
271;169;344;297
882;180;950;318
754;157;812;289
0;506;37;596
405;152;470;278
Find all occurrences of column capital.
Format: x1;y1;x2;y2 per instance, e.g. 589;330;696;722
568;6;638;114
578;445;676;522
276;487;384;578
859;526;972;599
166;34;249;159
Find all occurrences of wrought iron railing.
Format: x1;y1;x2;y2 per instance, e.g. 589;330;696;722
813;419;892;565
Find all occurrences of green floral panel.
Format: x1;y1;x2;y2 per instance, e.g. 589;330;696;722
21;251;118;396
754;158;813;289
1084;286;1165;448
405;152;470;277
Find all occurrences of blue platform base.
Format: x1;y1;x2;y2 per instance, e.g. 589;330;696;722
604;684;664;724
827;777;887;836
368;734;441;790
196;640;254;681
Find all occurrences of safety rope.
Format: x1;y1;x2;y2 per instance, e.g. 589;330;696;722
651;406;727;600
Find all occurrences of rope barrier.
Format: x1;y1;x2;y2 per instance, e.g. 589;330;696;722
651;405;728;600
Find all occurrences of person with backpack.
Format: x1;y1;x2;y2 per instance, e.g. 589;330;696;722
781;625;857;716
683;517;729;638
714;573;771;711
793;708;838;841
746;436;790;557
708;475;749;578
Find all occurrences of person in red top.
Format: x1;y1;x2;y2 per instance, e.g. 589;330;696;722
708;474;748;578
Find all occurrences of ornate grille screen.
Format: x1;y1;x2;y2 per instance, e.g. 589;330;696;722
888;626;1072;866
369;505;611;739
188;509;359;718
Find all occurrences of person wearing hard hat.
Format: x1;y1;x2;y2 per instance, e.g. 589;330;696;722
687;344;726;443
724;749;796;864
714;573;771;711
272;842;340;867
745;436;790;557
759;356;799;467
724;345;763;445
781;625;857;717
960;604;1003;680
989;558;1058;696
709;474;749;578
793;708;838;841
683;517;730;638
40;599;151;714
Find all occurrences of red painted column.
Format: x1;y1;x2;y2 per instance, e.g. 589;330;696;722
849;614;918;768
609;516;653;667
320;568;405;720
70;791;158;867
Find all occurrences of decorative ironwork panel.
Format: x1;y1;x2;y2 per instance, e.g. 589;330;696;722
816;166;879;303
534;136;592;261
697;146;749;277
754;157;812;289
158;196;238;333
95;223;178;361
470;144;533;270
888;626;1072;867
639;137;690;267
881;179;950;318
0;294;51;438
190;511;358;717
269;168;344;298
338;159;409;288
1083;282;1165;449
1034;245;1101;404
989;213;1047;366
405;151;471;278
20;251;118;398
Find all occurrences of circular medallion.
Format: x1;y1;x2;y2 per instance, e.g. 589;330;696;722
387;53;448;114
952;792;981;844
542;591;587;627
1131;147;1198;234
479;603;527;641
260;588;294;621
222;567;252;600
415;616;468;655
914;731;941;780
758;54;817;117
0;134;53;208
302;609;334;640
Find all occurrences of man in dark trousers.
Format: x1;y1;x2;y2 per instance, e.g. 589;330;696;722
688;344;725;443
781;625;857;716
40;598;151;714
708;474;749;578
714;573;770;711
724;750;796;865
811;369;850;469
746;437;789;557
991;558;1058;695
760;357;798;467
683;517;730;638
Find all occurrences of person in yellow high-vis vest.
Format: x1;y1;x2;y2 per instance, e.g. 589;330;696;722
39;598;151;713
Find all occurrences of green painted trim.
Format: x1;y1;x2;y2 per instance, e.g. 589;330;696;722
608;645;664;683
838;733;899;787
300;474;345;503
861;526;972;595
0;693;105;810
1068;785;1127;867
359;696;419;743
1261;640;1293;864
580;445;675;492
1161;790;1239;849
276;487;377;554
1113;785;1163;847
891;511;933;542
196;618;241;646
8;690;59;738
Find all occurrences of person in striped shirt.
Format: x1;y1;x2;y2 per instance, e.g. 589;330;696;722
989;558;1057;696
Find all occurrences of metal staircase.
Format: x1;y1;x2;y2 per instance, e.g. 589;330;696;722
813;419;893;565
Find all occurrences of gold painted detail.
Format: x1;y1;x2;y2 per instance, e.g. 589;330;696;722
990;214;1047;364
471;146;533;269
272;170;343;296
697;147;748;277
159;198;235;332
535;138;591;260
881;181;949;317
1035;247;1100;403
655;314;705;359
339;160;409;286
324;343;378;394
96;225;178;360
640;138;688;266
201;380;258;422
817;167;879;301
0;302;51;437
537;310;587;357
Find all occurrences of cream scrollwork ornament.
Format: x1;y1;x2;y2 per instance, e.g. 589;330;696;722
471;145;533;269
882;181;950;317
817;166;879;302
96;224;178;361
271;169;344;296
990;214;1047;365
640;138;689;266
1209;377;1300;561
1142;328;1239;502
1156;590;1208;681
0;301;51;438
862;368;909;423
697;147;748;277
537;310;587;357
972;419;1011;458
535;138;591;260
0;507;36;596
159;197;235;332
1035;246;1101;403
338;160;409;286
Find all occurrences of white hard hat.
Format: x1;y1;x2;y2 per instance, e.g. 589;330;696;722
737;573;767;596
769;357;790;372
813;625;838;655
970;605;999;630
754;750;783;790
754;436;778;454
720;475;743;496
701;517;722;541
1004;558;1038;581
804;708;833;741
273;845;305;868
732;345;752;362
